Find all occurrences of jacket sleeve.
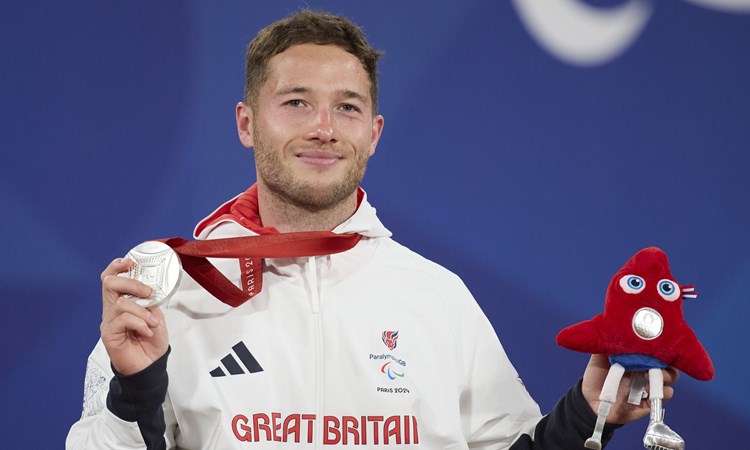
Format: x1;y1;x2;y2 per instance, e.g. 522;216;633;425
444;276;618;449
441;275;543;448
509;380;620;449
66;340;176;450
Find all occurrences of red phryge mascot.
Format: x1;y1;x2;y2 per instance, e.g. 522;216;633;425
557;247;713;450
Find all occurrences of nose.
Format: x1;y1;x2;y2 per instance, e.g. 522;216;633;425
305;107;336;143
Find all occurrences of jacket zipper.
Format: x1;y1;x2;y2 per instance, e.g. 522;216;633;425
307;256;324;448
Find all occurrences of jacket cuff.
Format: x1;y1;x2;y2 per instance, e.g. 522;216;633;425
546;379;620;447
106;348;170;450
512;379;620;449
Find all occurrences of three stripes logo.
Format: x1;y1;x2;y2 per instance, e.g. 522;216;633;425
210;341;263;377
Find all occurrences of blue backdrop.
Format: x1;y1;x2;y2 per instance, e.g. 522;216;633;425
2;1;748;448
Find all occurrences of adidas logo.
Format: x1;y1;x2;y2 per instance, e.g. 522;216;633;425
210;341;263;377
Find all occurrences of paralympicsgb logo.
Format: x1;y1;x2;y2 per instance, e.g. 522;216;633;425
382;330;399;351
371;330;408;383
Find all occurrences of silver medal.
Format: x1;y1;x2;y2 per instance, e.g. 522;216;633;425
119;241;182;307
632;307;663;340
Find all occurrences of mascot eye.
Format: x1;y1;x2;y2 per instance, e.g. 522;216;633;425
619;275;645;294
658;279;680;302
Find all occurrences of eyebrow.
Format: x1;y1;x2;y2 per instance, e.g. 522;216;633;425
275;86;368;104
339;89;368;104
276;86;310;96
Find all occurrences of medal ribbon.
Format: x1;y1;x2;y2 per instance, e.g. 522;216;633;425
158;232;361;307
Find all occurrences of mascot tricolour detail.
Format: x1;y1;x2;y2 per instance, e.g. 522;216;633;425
557;247;714;450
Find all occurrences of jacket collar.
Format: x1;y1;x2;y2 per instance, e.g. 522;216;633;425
194;184;392;240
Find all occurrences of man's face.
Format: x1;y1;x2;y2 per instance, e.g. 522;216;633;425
240;43;384;211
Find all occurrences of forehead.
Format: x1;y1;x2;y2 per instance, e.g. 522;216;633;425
264;43;371;99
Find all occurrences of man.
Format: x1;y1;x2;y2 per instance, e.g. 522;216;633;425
67;10;677;449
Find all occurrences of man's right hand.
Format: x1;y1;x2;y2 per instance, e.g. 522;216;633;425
100;258;169;376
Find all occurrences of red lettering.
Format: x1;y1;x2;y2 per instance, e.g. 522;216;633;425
232;412;418;445
384;415;402;444
271;412;282;442
342;416;359;445
368;416;384;445
282;414;300;443
253;413;271;442
302;414;316;443
232;415;252;442
323;416;341;444
361;415;368;445
239;258;261;296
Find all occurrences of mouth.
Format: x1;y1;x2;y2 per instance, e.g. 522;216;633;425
295;150;342;167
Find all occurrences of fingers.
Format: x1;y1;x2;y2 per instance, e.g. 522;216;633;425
101;257;157;335
101;257;131;281
663;366;680;385
101;258;153;303
102;272;152;302
100;295;169;376
102;291;160;328
101;273;154;328
588;353;612;370
661;367;679;401
101;307;158;338
98;257;170;376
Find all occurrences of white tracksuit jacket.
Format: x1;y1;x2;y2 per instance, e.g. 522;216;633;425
67;190;608;449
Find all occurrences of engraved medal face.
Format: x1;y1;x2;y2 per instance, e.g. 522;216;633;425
119;241;182;307
632;307;663;340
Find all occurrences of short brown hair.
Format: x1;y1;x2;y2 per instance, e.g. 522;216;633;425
244;10;382;114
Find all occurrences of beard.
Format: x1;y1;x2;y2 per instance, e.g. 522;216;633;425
252;127;370;212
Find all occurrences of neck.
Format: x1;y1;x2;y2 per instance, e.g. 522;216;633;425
257;185;358;233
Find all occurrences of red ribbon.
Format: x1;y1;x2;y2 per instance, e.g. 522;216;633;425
159;232;361;307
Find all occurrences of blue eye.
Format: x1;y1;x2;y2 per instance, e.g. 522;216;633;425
658;279;680;302
619;275;645;294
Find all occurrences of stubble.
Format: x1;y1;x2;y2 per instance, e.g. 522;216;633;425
252;126;370;212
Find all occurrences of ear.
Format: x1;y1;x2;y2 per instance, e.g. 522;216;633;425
368;114;385;157
236;102;255;149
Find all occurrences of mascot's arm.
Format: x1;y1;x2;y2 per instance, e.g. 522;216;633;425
556;316;608;354
670;329;715;381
